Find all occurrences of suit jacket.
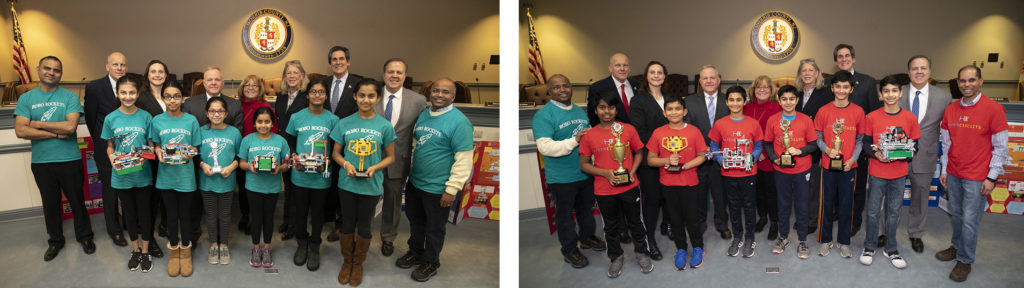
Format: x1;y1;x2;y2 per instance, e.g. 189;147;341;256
274;90;308;137
375;88;428;179
683;91;729;145
181;93;243;131
136;91;165;117
899;83;952;172
797;87;834;122
586;76;640;126
629;91;671;167
312;74;362;120
825;71;881;114
83;76;119;162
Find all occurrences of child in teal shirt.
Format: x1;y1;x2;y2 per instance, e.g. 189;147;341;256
237;107;289;268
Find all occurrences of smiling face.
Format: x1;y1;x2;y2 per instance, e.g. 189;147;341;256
646;64;665;88
383;61;406;93
835;48;855;72
206;99;226;126
879;83;901;106
354;84;380;113
779;92;797;113
307;82;327;107
254;113;273;135
162;86;183;112
147;63;166;87
726;92;745;114
832;81;852;102
203;69;223;95
429;79;456;110
106;52;126;80
799;63;818;87
242;79;261;100
284;65;303;91
957;68;983;98
909;58;931;89
699;67;720;95
117;82;138;108
662;101;687;124
330;50;350;76
753;79;771;102
547;75;572;105
608;53;630;82
595;98;617;124
37;58;62;87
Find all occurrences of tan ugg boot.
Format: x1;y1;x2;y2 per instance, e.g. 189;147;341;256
336;233;355;285
180;243;193;277
350;235;372;287
167;243;180;277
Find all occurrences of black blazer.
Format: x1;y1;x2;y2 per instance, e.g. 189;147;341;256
586;76;640;126
683;91;729;145
796;87;833;121
825;71;881;114
630;91;671;167
274;90;308;137
136;91;165;117
83;76;119;162
311;74;362;120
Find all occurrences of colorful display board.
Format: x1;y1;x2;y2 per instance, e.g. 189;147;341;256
61;137;104;220
449;141;500;225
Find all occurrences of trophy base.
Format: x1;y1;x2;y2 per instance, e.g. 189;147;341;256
665;164;682;172
779;154;795;168
611;171;631;186
210;166;222;174
353;171;371;178
828;156;845;171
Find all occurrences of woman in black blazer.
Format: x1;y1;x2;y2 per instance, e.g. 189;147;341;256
629;61;673;261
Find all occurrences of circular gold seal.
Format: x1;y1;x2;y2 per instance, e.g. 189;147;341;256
242;8;293;61
751;11;799;61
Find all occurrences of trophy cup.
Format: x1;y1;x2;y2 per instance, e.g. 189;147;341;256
208;141;223;173
828;121;845;171
347;139;379;178
608;123;631;186
660;136;687;172
778;118;795;167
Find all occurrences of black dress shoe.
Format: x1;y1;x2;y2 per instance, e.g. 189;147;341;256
619;232;631;244
157;225;167;238
579;236;606;251
910;237;924;253
660;222;669;236
411;262;439;282
649;245;663;261
767;222;779;241
381;241;395;257
563;248;589;268
111;234;128;247
44;244;63;261
82;240;96;255
148;241;163;258
326;227;339;242
278;223;289;234
396;251;421;269
877;235;887;248
720;229;732;240
851;226;860;237
755;217;768;233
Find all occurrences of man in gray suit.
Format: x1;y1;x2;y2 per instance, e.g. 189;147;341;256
375;58;427;256
683;65;731;239
897;55;950;253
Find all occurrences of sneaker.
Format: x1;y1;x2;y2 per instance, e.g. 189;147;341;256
727;239;743;257
396;251;422;269
673;249;687;271
249;246;261;267
128;251;142;271
859;249;875;265
219;246;231;265
797;242;810;259
743;240;756;258
883;250;907;269
580;236;606;251
208;245;219;264
637;253;654;274
140;253;153;272
607;255;624;278
563;249;589;269
772;238;790;254
818;242;832;257
689;247;704;268
839;244;852;258
411;262;440;282
261;246;274;268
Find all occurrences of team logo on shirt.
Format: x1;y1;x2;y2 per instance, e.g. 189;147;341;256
417;134;432;145
732;131;742;137
168;133;186;144
40;106;58;121
119;132;140;151
960;116;969;122
305;131;325;146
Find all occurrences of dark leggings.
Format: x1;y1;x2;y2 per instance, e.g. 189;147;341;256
756;171;779;222
292;185;328;243
248;190;279;244
340;189;380;239
116;186;153;242
160;189;194;246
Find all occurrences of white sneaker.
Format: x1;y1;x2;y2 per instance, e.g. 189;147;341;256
818;242;832;257
883;250;907;269
839;244;852;258
208;245;219;264
859;249;874;265
772;238;789;254
797;242;810;259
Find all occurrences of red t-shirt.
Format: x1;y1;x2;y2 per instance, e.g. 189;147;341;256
709;116;763;177
863;108;921;179
814;102;865;168
744;99;782;171
764;111;818;174
646;123;707;187
579;122;643;195
941;94;1009;181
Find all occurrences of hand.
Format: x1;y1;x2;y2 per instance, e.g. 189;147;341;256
29;120;41;129
875;151;889;163
604;170;618;185
272;162;285;175
56;133;69;139
156;148;165;164
364;166;377;178
200;161;214;176
940;174;947;187
773;158;781;166
758;153;766;161
828;148;840;160
787;147;801;156
220;165;233;178
981;179;995;196
574;128;590;142
843;158;856;172
249;160;259;174
184;146;197;160
343;161;358;177
669;154;680;166
440;192;455;207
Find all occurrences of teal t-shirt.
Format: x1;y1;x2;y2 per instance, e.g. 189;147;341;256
13;87;83;163
237;133;289;194
100;108;153;189
285;108;339;189
410;107;474;194
330;114;396;196
198;125;241;193
149;113;201;192
531;101;590;184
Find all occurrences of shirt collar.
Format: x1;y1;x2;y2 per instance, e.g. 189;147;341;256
961;93;983;106
384;87;403;100
612;77;629;89
703;91;717;99
429;103;455;116
334;73;349;83
550;100;572;110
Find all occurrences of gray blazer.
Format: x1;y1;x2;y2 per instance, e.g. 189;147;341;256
899;83;951;173
683;91;729;144
375;88;428;179
181;93;243;132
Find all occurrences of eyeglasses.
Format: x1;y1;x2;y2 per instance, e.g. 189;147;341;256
163;94;183;100
208;110;226;115
309;89;327;95
755;86;770;90
243;84;260;88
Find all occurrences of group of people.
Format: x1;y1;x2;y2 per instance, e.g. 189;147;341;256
15;45;475;284
532;44;1008;282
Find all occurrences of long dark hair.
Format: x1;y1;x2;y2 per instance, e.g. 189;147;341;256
639;61;668;95
251;106;276;126
142;60;170;94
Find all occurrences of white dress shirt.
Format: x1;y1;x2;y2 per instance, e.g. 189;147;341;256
382;87;405;127
909;84;929;123
612;77;634;105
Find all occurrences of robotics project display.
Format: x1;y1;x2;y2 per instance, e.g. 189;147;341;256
291;139;329;178
718;138;754;171
111;133;156;175
161;143;198;165
871;126;915;160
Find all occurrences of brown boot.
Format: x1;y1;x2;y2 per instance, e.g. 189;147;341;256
350;235;372;286
337;233;355;285
180;243;193;277
167;243;180;277
936;246;957;262
950;261;971;282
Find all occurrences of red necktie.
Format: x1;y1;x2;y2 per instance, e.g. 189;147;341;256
620;83;629;116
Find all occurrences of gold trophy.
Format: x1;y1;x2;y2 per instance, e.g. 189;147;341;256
660;136;688;172
828;121;845;171
608;123;631;186
347;139;379;178
778;118;795;167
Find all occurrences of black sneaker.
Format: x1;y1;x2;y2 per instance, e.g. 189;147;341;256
767;222;779;241
128;251;142;271
411;262;439;282
140;253;153;272
563;249;589;268
579;236;606;251
149;241;163;258
396;251;421;269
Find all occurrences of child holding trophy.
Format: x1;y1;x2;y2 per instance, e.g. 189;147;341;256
645;97;707;271
238;107;290;268
764;85;818;258
198;96;241;268
709;86;763;258
578;91;653;278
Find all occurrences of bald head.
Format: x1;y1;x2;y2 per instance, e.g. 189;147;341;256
547;74;572;105
105;52;126;80
203;67;224;96
429;78;456;110
608;53;630;82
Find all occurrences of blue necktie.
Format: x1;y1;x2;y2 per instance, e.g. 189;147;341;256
912;90;921;118
384;94;395;122
331;79;341;111
707;95;716;124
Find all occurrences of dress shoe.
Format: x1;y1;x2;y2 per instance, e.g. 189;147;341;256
767;222;779;240
43;244;63;261
649;245;663;261
936;246;957;261
877;235;887;249
851;225;860;237
82;240;96;255
660;222;669;236
326;227;340;242
280;231;294;241
563;248;589;268
381;241;394;257
579;235;606;251
720;229;732;240
111;234;128;247
278;223;289;234
619;232;631;244
755;217;768;232
910;237;924;253
149;241;164;258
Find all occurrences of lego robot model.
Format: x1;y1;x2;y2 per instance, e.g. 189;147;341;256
111;132;156;175
871;126;915;160
161;143;198;165
292;139;329;178
718;138;754;171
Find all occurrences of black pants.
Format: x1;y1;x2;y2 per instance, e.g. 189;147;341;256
595;187;650;260
808;163;823;231
32;160;94;245
405;184;449;265
116;186;152;242
160;189;194;246
852;157;869;232
724;176;757;240
341;189;380;239
147;163;165;239
293;185;328;243
697;161;728;232
248;191;278;244
637;165;667;247
663;185;704;250
324;166;341;228
93;144;124;236
776;169;810;241
236;170;250;217
549;179;597;256
756;171;779;222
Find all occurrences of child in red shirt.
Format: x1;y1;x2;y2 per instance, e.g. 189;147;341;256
764;85;818;258
709;86;763;258
813;70;864;258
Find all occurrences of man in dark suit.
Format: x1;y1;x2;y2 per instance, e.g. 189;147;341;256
683;65;732;239
375;58;428;256
83;52;129;248
314;46;363;242
587;52;639;126
824;44;880;236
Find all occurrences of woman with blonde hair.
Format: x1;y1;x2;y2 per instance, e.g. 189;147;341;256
793;58;833;234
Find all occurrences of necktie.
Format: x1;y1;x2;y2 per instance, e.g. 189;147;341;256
707;95;716;124
619;84;629;116
331;79;341;111
384;94;395;122
912;90;921;119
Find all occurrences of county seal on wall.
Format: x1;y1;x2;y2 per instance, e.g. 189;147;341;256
242;8;293;61
751;11;799;61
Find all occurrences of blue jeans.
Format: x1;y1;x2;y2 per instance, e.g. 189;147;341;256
864;175;905;252
947;174;986;264
819;169;855;245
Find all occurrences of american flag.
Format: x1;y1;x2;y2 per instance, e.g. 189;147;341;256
11;4;31;84
526;7;547;85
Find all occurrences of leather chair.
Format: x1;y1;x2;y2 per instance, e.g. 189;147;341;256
15;82;40;98
1;81;16;105
948;78;963;99
771;76;796;90
522;83;550;105
418;80;432;97
181;72;203;97
453;81;471;103
307;73;328;82
664;74;688;97
190;79;205;98
264;77;282;99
